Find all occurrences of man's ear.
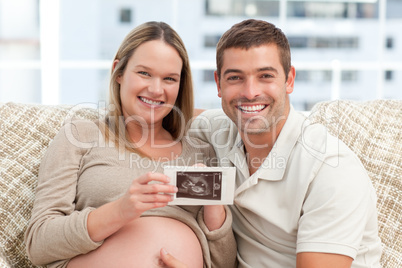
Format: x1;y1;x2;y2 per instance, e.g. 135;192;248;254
113;60;121;84
286;66;296;94
214;71;222;98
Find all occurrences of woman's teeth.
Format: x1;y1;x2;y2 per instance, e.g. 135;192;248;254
238;104;266;113
139;96;163;105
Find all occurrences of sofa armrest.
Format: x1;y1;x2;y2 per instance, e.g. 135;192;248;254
0;102;99;267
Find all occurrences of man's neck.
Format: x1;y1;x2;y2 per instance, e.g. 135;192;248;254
241;118;287;175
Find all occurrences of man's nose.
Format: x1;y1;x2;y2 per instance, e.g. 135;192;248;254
241;78;261;100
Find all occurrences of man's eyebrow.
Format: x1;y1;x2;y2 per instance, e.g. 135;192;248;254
223;67;278;76
258;67;278;73
223;69;242;76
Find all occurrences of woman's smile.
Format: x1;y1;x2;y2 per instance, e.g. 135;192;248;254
138;96;164;107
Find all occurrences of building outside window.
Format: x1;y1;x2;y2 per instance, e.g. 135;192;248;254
1;0;401;110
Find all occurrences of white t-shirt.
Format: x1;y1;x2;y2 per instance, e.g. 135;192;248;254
189;106;382;268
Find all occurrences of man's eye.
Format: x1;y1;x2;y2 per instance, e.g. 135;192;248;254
261;74;274;79
227;76;240;81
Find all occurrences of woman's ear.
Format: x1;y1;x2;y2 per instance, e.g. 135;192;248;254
113;60;121;84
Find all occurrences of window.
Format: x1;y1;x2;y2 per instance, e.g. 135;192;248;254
341;71;358;82
337;37;359;49
120;8;132;23
295;70;309;82
294;70;333;83
386;37;394;49
385;70;393;81
386;0;402;18
288;37;308;48
203;70;215;82
204;35;221;48
206;0;279;17
289;36;358;49
287;1;378;19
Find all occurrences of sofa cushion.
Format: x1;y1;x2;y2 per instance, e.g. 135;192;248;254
0;103;99;267
308;99;402;267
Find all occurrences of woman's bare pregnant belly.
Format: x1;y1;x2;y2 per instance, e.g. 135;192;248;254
67;217;203;268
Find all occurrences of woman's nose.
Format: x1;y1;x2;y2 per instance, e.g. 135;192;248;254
148;78;163;95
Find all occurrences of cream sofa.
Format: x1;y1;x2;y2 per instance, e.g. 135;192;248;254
0;100;401;267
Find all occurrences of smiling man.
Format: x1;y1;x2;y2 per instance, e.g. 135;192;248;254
189;19;382;268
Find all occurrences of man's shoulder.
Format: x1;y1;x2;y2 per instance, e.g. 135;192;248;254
294;119;361;169
191;109;233;130
189;109;239;149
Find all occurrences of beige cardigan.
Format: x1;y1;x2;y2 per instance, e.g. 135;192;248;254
24;120;237;268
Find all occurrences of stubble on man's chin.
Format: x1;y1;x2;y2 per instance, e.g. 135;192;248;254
237;117;273;135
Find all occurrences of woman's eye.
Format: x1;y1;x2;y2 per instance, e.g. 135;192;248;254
138;71;150;76
164;77;176;82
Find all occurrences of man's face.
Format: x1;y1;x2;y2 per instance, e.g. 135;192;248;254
215;44;295;135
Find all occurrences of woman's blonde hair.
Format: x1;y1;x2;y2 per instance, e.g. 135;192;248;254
103;21;194;154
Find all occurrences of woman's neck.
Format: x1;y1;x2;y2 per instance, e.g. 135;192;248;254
126;121;182;160
126;121;168;143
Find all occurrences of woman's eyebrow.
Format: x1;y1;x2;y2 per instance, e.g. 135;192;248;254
135;65;180;77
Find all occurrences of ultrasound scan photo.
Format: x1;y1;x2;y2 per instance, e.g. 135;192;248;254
176;171;222;200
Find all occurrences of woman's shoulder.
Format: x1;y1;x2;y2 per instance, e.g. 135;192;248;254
182;135;212;149
58;118;103;144
182;136;217;165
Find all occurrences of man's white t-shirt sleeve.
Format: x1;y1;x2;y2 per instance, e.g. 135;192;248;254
296;145;374;260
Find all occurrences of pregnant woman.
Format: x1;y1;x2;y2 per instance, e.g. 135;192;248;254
24;21;237;268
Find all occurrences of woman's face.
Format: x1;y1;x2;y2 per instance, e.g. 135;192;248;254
117;40;183;128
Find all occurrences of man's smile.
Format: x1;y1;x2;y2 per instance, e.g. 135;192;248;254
236;104;268;114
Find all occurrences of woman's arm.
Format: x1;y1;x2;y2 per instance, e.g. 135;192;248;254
203;205;226;231
25;121;179;265
87;172;177;242
198;206;238;268
25;121;102;265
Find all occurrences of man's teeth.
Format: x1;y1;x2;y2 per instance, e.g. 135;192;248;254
139;97;163;105
238;104;266;113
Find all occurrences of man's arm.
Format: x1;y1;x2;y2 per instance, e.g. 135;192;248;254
297;252;353;268
295;126;379;267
